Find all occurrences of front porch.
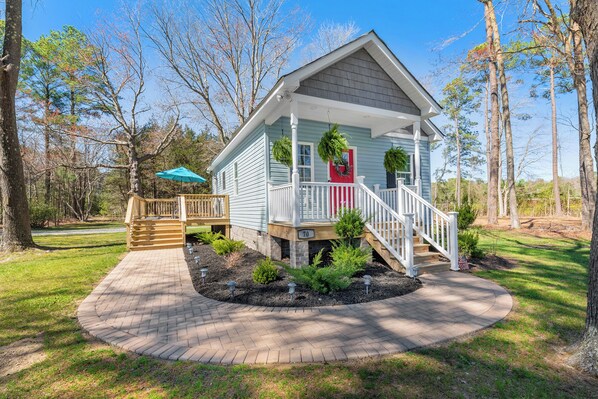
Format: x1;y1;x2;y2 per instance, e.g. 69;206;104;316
267;177;459;275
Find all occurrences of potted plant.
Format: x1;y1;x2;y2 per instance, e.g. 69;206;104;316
383;146;408;174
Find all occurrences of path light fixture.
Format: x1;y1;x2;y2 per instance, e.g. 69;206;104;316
288;282;297;301
412;266;419;279
200;268;208;284
194;255;201;265
187;247;193;255
363;275;372;294
186;243;192;248
227;281;237;298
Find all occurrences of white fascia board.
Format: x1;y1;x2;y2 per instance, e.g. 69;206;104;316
422;119;444;142
208;81;285;172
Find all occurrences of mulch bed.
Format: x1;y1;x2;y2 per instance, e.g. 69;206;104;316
184;240;421;308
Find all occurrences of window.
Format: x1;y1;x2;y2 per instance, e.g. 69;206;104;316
233;162;239;195
386;154;414;188
296;143;314;182
222;171;226;190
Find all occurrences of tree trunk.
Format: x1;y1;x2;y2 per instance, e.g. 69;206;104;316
484;78;491;217
0;0;34;251
549;64;563;216
570;0;598;376
44;99;51;203
454;115;462;207
572;21;596;231
498;114;505;218
487;0;520;228
482;0;500;225
128;145;142;196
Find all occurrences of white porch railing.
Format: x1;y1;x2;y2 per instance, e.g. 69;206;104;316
299;182;355;222
398;184;459;271
268;183;293;222
356;180;415;275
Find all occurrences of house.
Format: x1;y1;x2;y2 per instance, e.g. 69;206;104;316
207;31;459;275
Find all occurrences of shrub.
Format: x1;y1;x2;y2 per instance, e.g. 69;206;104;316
330;241;371;276
334;207;365;244
458;230;484;259
457;202;478;230
212;239;244;256
196;231;224;245
29;201;57;228
226;251;243;268
286;250;355;294
252;257;279;284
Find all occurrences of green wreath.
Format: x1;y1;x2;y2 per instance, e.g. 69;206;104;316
333;154;352;177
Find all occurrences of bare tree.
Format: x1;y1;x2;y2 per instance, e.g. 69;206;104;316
149;0;306;145
84;6;181;196
0;0;34;251
303;21;360;62
570;0;598;376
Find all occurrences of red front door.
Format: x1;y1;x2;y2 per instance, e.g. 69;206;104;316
328;149;355;213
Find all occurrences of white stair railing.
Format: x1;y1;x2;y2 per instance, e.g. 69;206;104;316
355;177;415;277
398;183;459;271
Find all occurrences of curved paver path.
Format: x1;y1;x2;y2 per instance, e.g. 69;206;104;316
78;249;512;364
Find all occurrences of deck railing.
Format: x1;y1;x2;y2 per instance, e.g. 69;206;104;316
183;194;229;219
299;182;355;222
268;183;293;222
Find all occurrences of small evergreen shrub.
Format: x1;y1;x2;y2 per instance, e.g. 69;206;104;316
212;239;244;256
29;201;57;228
196;231;224;245
458;230;484;259
457;202;478;230
252;257;279;284
334;207;365;245
330;241;371;276
286;250;355;294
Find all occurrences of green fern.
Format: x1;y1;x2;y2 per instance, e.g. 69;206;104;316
272;136;292;167
317;124;349;163
383;146;408;173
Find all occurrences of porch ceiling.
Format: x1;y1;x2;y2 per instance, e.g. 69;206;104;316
266;94;420;139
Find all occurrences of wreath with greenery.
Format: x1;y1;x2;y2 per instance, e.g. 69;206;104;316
272;136;292;167
383;146;408;174
333;154;352;177
317;124;349;164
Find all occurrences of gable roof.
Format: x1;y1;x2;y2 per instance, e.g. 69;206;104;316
208;30;443;172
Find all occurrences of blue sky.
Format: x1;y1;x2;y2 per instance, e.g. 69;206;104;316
20;0;586;181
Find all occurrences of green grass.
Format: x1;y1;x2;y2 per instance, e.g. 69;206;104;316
35;221;124;231
0;229;597;398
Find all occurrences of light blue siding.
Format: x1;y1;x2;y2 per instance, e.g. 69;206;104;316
212;123;268;231
266;117;432;201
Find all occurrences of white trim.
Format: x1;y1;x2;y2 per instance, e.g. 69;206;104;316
326;146;358;183
385;131;430;141
233;162;239;196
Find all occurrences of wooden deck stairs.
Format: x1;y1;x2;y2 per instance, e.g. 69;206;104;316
129;219;185;251
364;230;451;275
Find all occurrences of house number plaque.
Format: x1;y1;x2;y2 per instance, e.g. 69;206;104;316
297;229;315;240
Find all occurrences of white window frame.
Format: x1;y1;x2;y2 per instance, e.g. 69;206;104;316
233;162;239;196
222;171;226;191
395;154;414;185
290;142;315;182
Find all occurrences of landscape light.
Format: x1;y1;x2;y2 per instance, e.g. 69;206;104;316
194;255;200;265
227;281;237;298
363;275;372;294
200;268;208;284
288;282;297;300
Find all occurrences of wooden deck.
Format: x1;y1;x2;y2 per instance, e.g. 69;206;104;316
125;194;230;250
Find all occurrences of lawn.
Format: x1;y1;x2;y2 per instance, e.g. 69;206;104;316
35;221;124;231
0;229;597;398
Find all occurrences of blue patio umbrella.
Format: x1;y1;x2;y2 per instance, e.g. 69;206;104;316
156;167;206;193
156;167;206;183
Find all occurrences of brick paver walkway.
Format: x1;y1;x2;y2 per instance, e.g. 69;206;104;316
78;249;512;364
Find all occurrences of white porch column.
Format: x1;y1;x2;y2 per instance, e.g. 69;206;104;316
290;101;300;227
413;121;422;195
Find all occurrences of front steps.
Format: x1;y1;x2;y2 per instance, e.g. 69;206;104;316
129;219;185;251
364;231;451;275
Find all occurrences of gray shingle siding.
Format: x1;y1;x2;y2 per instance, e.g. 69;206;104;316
296;49;420;116
212;123;268;231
